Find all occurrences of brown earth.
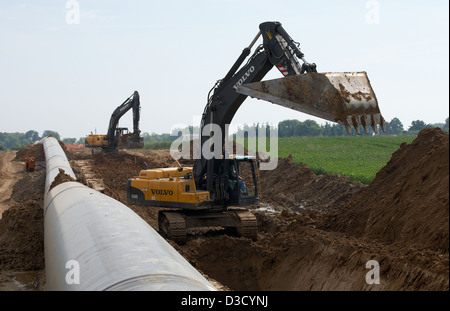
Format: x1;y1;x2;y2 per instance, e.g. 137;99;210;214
0;128;448;291
258;155;365;213
48;168;77;191
0;151;22;215
13;139;76;162
13;143;45;162
0;150;45;290
174;129;448;291
319;128;449;253
175;129;449;291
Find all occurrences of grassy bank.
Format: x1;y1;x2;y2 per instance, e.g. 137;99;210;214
238;135;416;184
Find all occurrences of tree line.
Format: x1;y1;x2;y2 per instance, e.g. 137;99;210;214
1;117;448;150
236;117;449;138
0;130;64;151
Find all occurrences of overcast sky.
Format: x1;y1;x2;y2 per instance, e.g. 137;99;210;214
1;0;448;139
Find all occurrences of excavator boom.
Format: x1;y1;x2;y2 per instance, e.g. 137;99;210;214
105;91;143;151
193;21;386;195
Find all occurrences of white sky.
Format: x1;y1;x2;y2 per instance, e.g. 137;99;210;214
1;0;448;139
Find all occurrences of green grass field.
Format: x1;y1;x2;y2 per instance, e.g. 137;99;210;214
238;135;416;184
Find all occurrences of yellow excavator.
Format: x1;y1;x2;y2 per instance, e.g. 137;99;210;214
127;21;385;244
85;91;144;152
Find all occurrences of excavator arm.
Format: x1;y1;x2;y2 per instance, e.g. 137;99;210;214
193;21;385;201
200;22;316;131
193;22;318;198
127;21;386;243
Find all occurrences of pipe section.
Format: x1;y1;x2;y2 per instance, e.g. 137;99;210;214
42;137;216;291
42;138;76;194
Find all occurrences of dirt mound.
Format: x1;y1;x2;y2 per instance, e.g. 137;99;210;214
322;128;449;252
89;150;188;228
92;151;162;194
175;129;448;291
14;143;45;162
1;150;46;290
0;200;44;271
62;144;92;160
178;218;449;291
11;168;45;202
48;168;77;191
259;155;365;213
14;140;76;162
93;150;189;170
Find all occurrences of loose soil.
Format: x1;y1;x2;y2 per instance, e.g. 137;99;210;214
258;155;365;213
321;128;449;253
0;129;448;291
13;143;45;162
0;150;45;290
48;168;77;191
0;151;22;216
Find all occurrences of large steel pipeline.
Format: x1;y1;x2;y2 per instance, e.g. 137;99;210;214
42;137;216;291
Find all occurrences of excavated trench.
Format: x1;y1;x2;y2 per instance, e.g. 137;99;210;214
0;128;448;291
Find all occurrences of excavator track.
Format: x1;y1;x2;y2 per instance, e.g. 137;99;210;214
158;211;187;245
234;210;258;241
157;209;258;244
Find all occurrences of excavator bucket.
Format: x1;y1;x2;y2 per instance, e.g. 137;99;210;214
236;72;386;134
119;133;144;149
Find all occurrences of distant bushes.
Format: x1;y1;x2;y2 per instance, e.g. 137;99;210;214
143;141;173;150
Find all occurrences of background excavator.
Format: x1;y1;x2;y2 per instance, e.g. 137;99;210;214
127;21;386;244
85;91;144;152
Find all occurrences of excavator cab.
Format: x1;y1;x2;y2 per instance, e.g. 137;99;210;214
197;155;259;207
225;156;259;206
115;127;144;149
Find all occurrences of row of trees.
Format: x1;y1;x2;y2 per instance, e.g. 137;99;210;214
0;129;185;151
0;130;62;150
236;117;449;138
1;117;448;150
